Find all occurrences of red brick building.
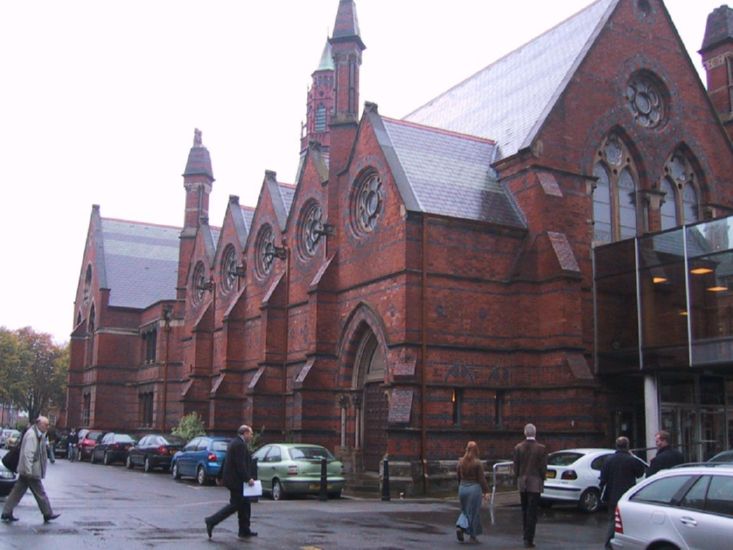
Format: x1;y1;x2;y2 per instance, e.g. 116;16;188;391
67;0;733;491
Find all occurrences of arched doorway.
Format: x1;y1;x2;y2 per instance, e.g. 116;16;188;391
352;330;387;471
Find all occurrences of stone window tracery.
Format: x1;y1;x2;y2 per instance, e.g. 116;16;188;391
660;151;701;229
220;244;237;294
626;72;667;129
192;261;206;305
255;224;276;278
351;171;383;235
298;201;326;258
592;134;639;244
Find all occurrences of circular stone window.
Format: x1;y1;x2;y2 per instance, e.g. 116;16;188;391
626;72;666;128
352;172;383;234
220;244;238;294
255;224;275;278
191;261;207;305
299;201;325;258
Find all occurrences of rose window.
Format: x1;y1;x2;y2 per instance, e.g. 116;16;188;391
353;173;383;233
626;74;665;128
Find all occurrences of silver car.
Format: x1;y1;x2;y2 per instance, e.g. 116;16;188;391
611;464;733;550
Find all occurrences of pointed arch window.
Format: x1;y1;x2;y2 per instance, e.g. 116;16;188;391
660;151;701;228
592;134;639;243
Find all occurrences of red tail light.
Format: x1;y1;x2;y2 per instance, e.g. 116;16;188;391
614;506;623;534
207;453;217;462
157;446;168;455
561;470;577;480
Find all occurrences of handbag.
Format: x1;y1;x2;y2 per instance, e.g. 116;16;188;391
456;512;469;530
2;444;20;473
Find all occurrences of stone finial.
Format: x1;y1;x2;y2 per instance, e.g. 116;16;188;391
194;128;202;147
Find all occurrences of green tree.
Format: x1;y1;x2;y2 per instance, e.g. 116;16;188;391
0;327;68;422
172;412;206;442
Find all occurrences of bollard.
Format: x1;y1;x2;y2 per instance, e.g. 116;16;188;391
319;457;328;501
381;457;391;501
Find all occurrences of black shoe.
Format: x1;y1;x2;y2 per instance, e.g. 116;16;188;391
238;530;258;538
205;519;214;539
523;542;535;548
456;527;464;542
43;513;60;523
1;514;19;522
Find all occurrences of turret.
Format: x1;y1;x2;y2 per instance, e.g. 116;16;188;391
700;5;733;137
301;40;335;153
177;129;214;299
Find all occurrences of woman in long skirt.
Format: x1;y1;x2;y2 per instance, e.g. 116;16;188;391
456;441;490;543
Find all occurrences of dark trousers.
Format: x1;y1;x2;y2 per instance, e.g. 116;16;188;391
520;491;540;543
206;487;251;535
605;506;616;547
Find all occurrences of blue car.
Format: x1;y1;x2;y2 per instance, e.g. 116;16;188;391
171;436;231;485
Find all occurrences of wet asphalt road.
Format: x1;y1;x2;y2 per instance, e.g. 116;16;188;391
0;456;609;549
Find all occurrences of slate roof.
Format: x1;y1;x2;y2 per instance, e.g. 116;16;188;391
99;218;180;309
373;113;525;227
240;206;255;234
277;183;296;214
404;0;617;159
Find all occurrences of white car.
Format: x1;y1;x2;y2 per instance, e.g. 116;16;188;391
611;464;733;550
541;448;646;513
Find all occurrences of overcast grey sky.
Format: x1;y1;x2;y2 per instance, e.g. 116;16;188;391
0;0;724;343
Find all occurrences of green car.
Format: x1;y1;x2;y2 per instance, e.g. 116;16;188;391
252;443;345;500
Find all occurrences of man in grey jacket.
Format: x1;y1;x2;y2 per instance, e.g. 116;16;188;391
1;416;60;523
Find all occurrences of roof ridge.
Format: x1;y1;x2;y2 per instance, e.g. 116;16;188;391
382;116;496;144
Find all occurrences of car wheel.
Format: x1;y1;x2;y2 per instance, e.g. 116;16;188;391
103;452;111;466
197;466;208;486
654;545;680;550
126;455;134;469
90;451;97;464
144;457;152;473
172;462;181;480
272;479;285;501
578;488;601;513
328;490;342;499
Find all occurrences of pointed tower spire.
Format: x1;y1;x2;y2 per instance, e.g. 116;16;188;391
301;39;335;153
178;128;215;298
329;0;366;125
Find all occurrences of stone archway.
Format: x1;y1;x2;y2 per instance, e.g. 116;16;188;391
352;330;387;471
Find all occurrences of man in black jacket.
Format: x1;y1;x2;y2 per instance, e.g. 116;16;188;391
599;436;645;550
204;425;257;539
646;430;684;477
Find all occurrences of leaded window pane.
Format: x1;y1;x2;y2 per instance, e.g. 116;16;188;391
618;168;637;239
660;178;677;230
683;183;699;224
593;163;612;243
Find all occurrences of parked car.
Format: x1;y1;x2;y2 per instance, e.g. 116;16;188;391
52;432;69;458
0;450;18;496
171;436;231;485
126;434;185;472
541;448;647;513
611;463;733;549
91;432;137;465
77;429;105;461
4;430;21;449
252;443;345;500
708;450;733;464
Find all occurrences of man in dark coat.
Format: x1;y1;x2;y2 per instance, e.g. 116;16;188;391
204;425;257;539
599;436;645;550
646;430;684;477
513;423;547;549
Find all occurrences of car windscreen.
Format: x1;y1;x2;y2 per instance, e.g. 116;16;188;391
212;441;229;452
161;436;185;446
289;446;334;461
547;452;584;466
88;432;104;441
114;435;135;443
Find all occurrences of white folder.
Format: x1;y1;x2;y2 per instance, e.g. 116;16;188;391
242;480;263;497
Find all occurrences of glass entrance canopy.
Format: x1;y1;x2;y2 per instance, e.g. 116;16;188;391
595;216;733;374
